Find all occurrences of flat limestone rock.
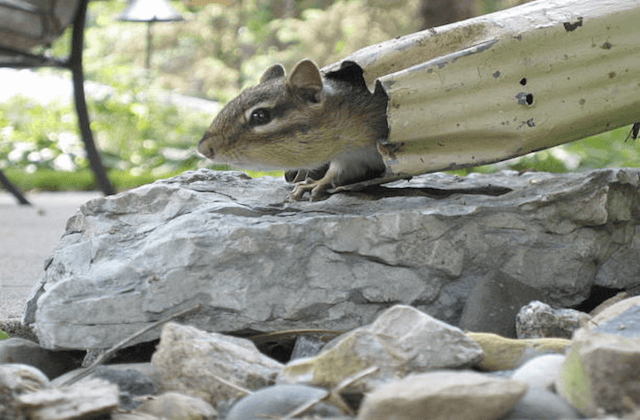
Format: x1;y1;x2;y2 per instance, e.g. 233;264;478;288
24;168;640;350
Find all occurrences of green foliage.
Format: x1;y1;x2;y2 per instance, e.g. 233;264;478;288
0;85;210;190
1;0;422;192
77;0;422;101
563;126;640;170
452;125;640;175
1;168;186;191
1;0;638;193
0;330;8;340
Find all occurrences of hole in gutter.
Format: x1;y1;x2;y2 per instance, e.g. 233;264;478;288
563;17;583;32
516;92;534;106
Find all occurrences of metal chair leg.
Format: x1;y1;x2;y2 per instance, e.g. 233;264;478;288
68;0;116;196
0;169;31;205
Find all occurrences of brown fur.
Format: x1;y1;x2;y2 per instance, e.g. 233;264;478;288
198;59;389;200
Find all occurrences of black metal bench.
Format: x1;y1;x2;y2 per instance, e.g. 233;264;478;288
0;0;115;204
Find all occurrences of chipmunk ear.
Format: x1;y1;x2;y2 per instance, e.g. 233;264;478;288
287;59;324;100
260;64;285;83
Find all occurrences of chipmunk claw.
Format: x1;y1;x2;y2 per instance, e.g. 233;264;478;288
288;179;331;201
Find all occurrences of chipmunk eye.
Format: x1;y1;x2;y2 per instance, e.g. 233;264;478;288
249;108;272;126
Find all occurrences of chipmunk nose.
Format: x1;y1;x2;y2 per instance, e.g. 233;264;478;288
197;133;216;159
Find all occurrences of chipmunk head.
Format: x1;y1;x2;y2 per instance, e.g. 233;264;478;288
197;59;387;171
198;60;332;170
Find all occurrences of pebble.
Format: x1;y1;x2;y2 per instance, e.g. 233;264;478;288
516;300;591;339
150;322;283;405
466;332;570;371
556;326;640;416
3;301;640;419
281;305;483;393
511;354;566;390
91;366;157;410
132;391;217;420
0;337;77;379
357;370;527;420
587;295;640;336
501;354;579;419
226;384;345;420
501;386;579;420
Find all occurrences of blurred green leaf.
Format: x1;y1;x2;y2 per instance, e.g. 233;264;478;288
2;0;638;193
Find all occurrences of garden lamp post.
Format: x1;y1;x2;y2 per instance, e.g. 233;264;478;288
117;0;184;69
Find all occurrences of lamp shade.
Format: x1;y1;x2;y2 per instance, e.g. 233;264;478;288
117;0;184;22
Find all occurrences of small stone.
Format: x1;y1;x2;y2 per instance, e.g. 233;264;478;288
0;337;78;379
555;327;640;416
290;335;326;360
501;386;579;420
357;370;527;420
587;295;640;336
281;305;483;392
51;362;157;388
0;363;49;394
151;322;283;405
467;332;570;371
17;378;119;420
504;354;579;419
0;364;50;420
91;366;157;410
511;354;566;390
226;384;345;420
134;392;217;420
516;301;591;339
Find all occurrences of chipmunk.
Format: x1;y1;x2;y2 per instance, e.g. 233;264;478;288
197;59;389;200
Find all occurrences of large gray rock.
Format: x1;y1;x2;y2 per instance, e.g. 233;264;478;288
23;168;640;350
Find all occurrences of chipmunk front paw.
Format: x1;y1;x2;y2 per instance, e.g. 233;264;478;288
288;179;332;201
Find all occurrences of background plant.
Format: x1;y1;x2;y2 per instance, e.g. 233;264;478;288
1;0;638;192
